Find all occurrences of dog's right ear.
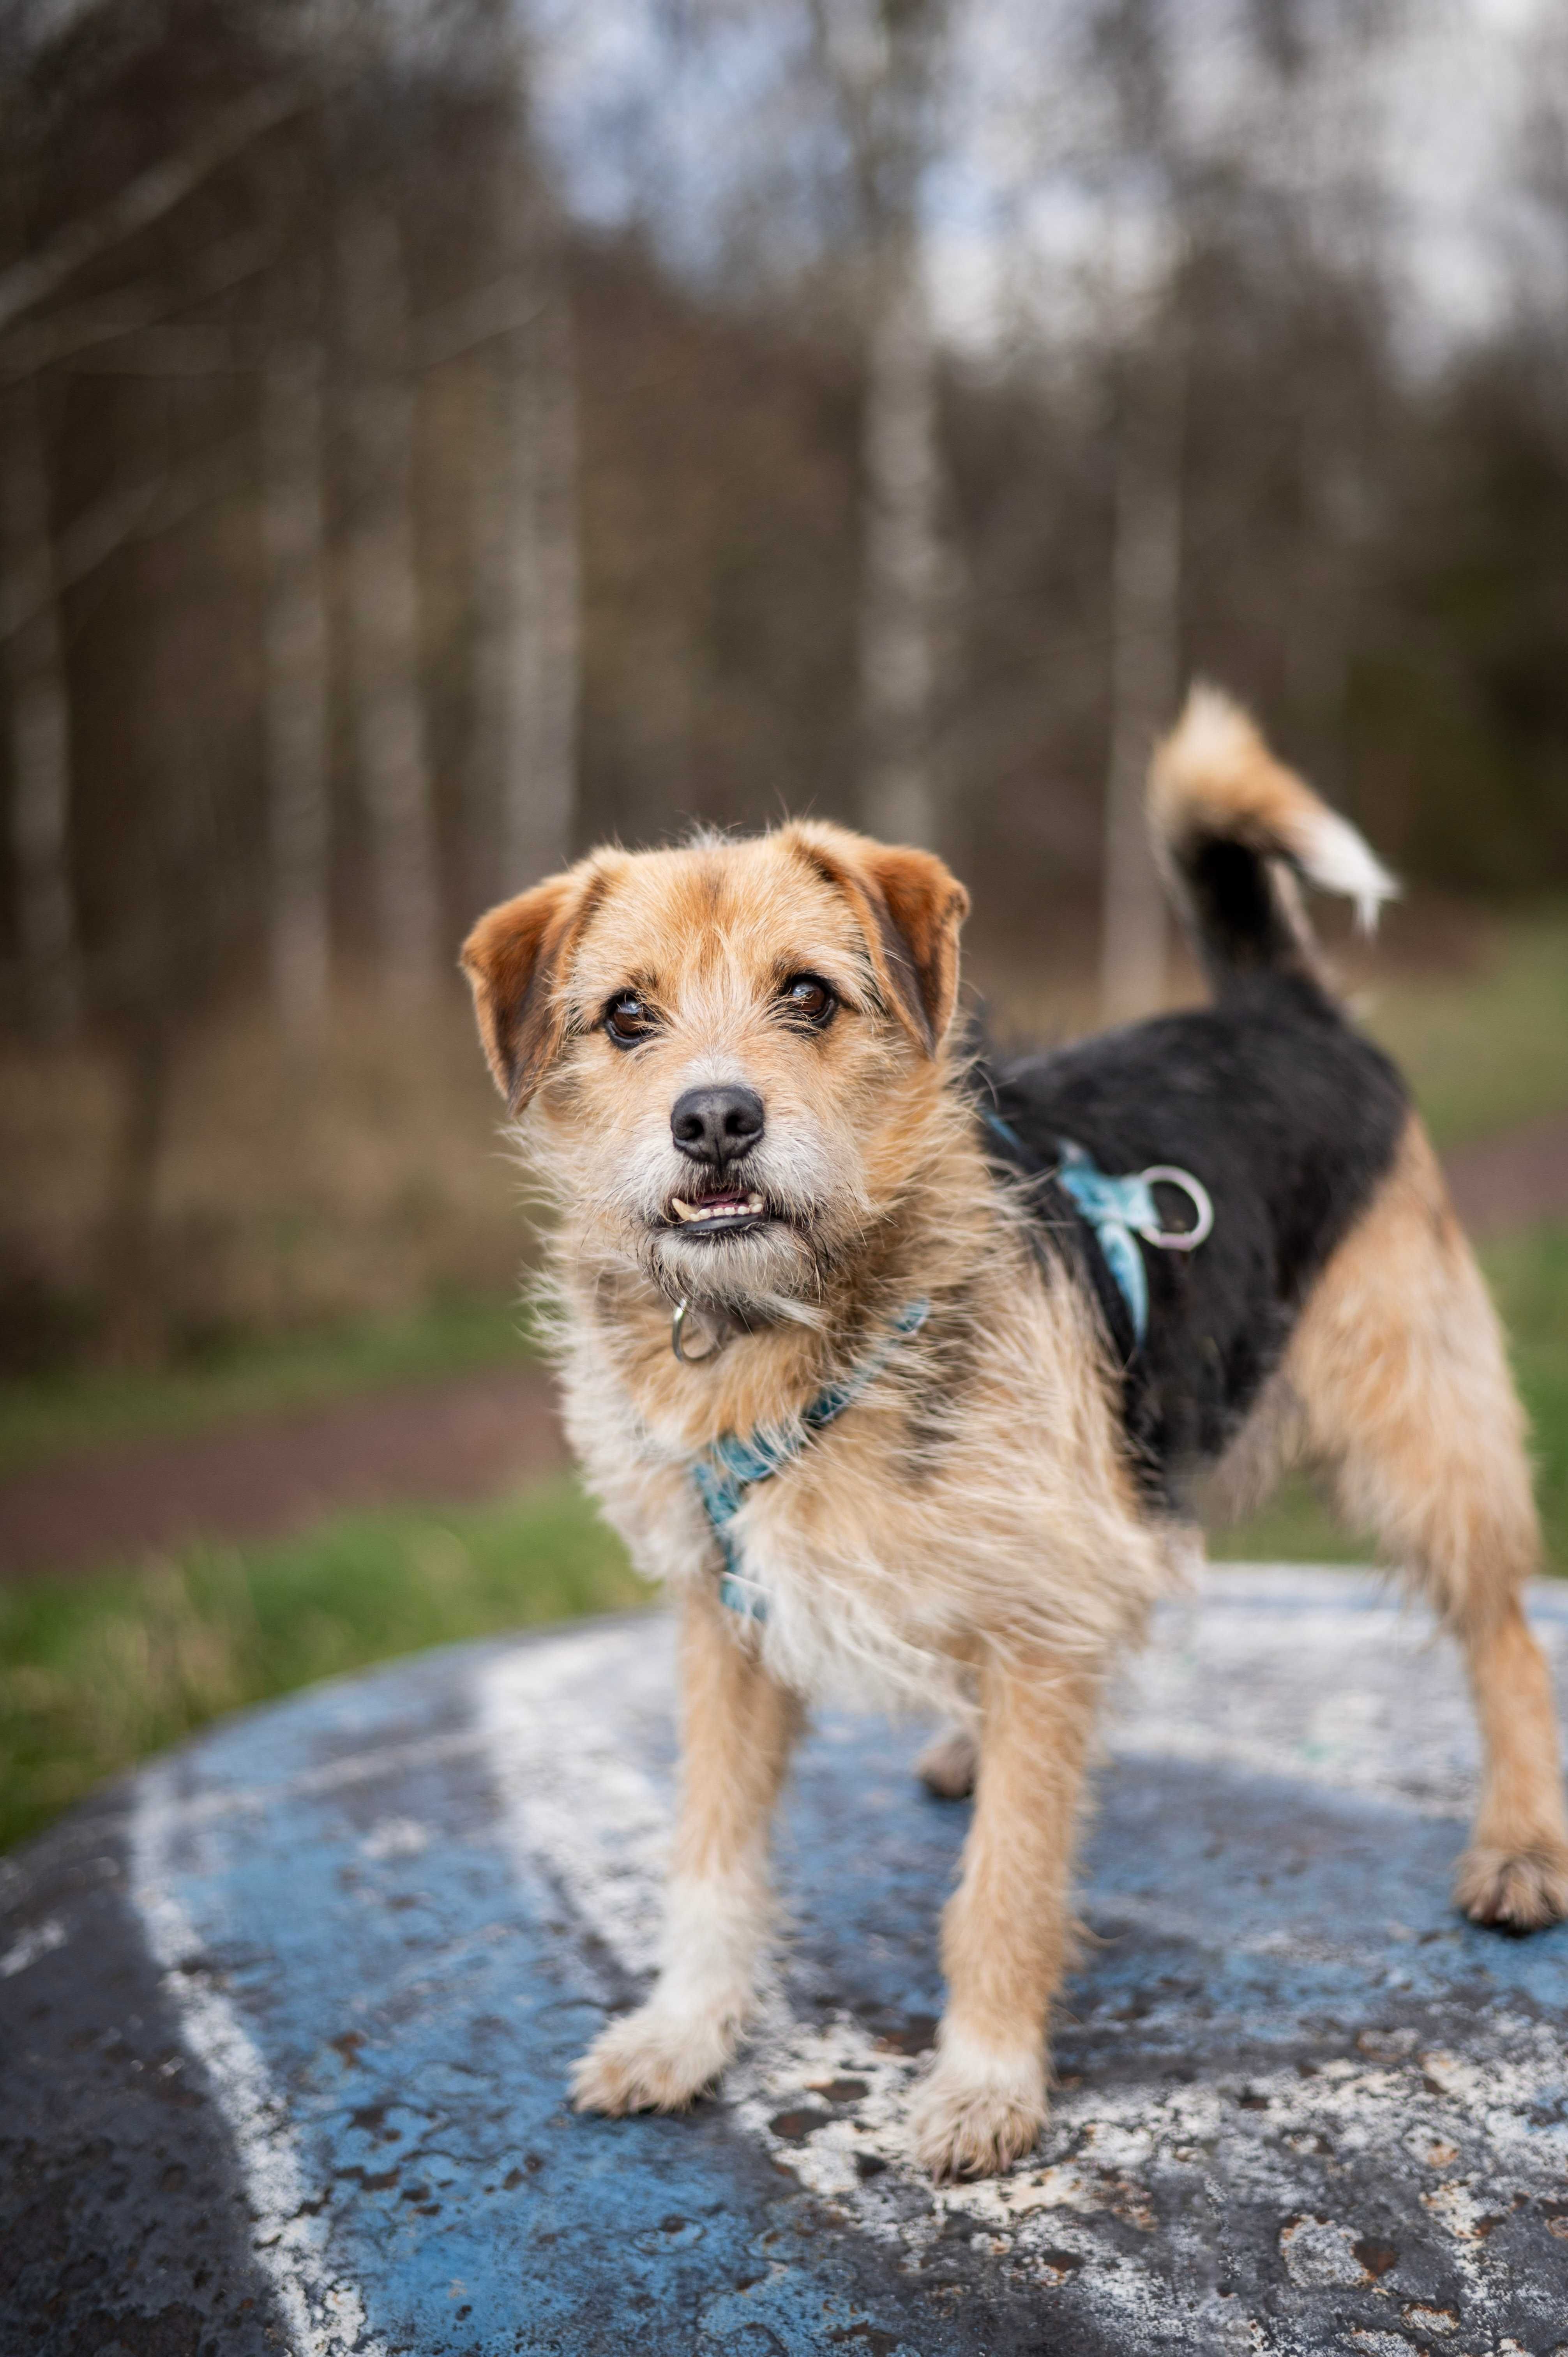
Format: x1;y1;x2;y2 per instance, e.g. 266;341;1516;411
460;863;609;1113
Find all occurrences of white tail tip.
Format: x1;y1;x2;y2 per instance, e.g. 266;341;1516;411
1296;809;1399;935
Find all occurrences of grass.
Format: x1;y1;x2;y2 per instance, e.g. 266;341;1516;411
1360;904;1568;1149
979;900;1568;1154
1216;1221;1568;1574
0;1293;536;1481
0;1477;643;1854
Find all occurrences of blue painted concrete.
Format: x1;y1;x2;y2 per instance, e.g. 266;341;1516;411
5;1572;1568;2354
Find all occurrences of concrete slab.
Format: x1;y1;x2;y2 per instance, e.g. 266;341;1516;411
4;1567;1568;2355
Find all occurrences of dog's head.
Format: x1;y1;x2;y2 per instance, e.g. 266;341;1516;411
461;823;969;1316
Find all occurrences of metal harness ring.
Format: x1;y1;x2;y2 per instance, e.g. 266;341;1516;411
1135;1166;1214;1252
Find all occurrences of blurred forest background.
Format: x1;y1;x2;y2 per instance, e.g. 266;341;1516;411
2;0;1568;1844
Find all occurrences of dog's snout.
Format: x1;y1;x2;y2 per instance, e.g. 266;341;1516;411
671;1084;765;1164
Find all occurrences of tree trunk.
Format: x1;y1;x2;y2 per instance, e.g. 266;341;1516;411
258;341;332;1038
1100;326;1185;1025
338;194;442;1000
2;376;81;1034
858;226;941;848
471;140;579;900
97;1011;173;1365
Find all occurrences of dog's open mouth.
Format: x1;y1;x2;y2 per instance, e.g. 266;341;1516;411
666;1185;769;1238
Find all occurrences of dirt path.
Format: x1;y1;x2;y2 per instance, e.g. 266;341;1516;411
1441;1109;1568;1240
3;1113;1564;1586
0;1367;565;1585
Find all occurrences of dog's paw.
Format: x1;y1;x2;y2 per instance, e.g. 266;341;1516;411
571;2000;738;2116
1455;1840;1568;1932
909;2035;1045;2182
915;1726;978;1802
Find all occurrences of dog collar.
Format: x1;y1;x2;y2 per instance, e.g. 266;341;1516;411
691;1299;932;1621
981;1112;1212;1347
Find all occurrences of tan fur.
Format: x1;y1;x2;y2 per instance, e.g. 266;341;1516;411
913;1647;1101;2176
462;750;1565;2182
1151;681;1339;854
572;1583;802;2114
1277;1113;1568;1925
1152;680;1398;945
915;1724;980;1800
464;818;1162;2177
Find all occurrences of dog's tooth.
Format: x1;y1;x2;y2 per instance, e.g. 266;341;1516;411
745;1193;763;1214
672;1200;699;1222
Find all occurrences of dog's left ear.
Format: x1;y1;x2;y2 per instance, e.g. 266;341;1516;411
791;826;970;1053
797;829;966;1051
866;844;971;1050
460;860;612;1112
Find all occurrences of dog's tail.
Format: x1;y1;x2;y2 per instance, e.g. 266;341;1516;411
1148;681;1397;998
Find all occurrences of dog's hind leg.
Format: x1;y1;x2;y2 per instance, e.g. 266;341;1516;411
1287;1113;1568;1929
915;1724;978;1800
571;1582;802;2115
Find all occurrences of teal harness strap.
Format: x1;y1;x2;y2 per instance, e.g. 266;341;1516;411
982;1112;1213;1348
1052;1140;1160;1345
692;1299;932;1621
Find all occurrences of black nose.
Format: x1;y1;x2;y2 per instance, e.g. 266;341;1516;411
671;1084;765;1164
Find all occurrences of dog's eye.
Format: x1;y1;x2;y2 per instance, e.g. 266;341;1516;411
780;974;836;1027
604;991;653;1046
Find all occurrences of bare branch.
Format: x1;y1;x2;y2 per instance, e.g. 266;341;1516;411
0;227;276;384
0;82;311;337
0;442;245;644
413;273;547;373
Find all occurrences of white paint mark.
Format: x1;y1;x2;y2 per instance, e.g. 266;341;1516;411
1279;2215;1373;2289
0;1915;65;1977
130;1762;385;2357
359;1816;428;1861
1101;1567;1568;1818
476;1624;673;1975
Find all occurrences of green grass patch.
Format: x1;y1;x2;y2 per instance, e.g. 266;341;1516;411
1364;905;1568;1149
0;1293;536;1480
0;1476;642;1853
1216;1221;1568;1573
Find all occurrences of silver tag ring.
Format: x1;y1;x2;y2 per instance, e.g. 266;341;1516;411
1136;1166;1214;1251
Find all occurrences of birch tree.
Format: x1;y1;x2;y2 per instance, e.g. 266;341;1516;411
470;104;579;899
259;333;332;1038
337;189;442;1001
860;208;942;849
1099;311;1185;1022
810;0;949;850
2;374;81;1034
1092;0;1187;1022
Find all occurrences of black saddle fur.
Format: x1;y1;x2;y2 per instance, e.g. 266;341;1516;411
974;970;1409;1509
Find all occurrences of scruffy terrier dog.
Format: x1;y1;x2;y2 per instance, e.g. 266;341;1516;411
462;685;1568;2182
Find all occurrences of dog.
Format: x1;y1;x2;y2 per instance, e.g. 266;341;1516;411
461;683;1568;2183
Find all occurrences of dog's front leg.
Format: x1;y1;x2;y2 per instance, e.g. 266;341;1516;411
911;1645;1099;2180
572;1581;802;2116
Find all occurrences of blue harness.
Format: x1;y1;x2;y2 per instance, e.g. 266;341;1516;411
982;1112;1213;1347
691;1299;931;1621
689;1125;1211;1622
